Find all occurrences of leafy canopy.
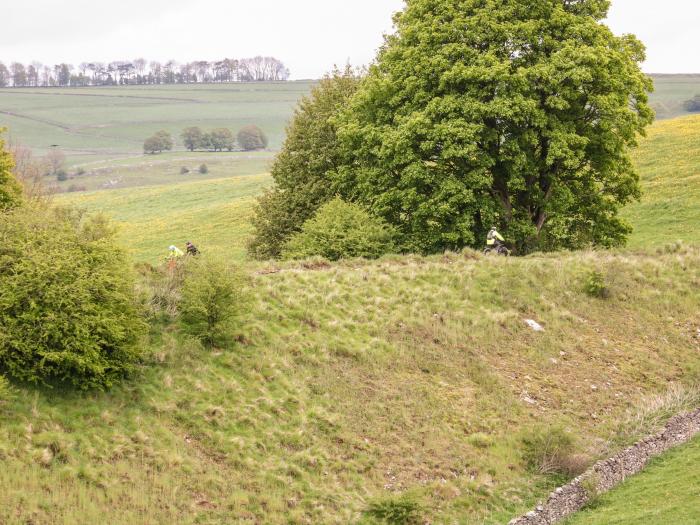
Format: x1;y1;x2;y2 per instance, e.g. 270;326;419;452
336;0;654;253
247;67;361;259
283;197;396;261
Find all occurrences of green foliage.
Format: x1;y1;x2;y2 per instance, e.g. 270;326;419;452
206;128;235;152
198;163;208;174
247;67;362;259
335;0;653;254
0;374;14;404
0;205;146;389
56;169;69;181
364;495;422;525
584;270;610;299
521;425;583;477
0;131;22;212
179;257;249;347
283;198;396;261
237;125;268;151
143;130;174;154
181;126;204;151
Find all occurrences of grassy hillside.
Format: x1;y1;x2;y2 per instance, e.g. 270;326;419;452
55;172;272;263
0;82;314;163
1;249;699;524
564;436;700;525
623;114;700;248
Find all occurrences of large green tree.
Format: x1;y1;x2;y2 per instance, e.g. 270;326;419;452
0;131;22;211
247;67;361;259
336;0;654;253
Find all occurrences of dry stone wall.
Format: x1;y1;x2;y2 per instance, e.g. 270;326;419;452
508;408;700;525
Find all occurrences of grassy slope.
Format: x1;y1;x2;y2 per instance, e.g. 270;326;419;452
624;114;700;248
564;436;700;525
1;250;699;524
55;173;273;263
0;82;313;162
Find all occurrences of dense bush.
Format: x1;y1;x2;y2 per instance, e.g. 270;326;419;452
283;197;396;261
179;257;248;347
0;206;146;389
363;495;422;525
56;169;69;181
584;270;610;298
199;163;208;174
521;425;586;477
237;125;268;151
0;374;14;404
0;131;23;211
247;68;361;260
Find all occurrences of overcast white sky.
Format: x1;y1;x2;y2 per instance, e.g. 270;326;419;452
1;0;699;78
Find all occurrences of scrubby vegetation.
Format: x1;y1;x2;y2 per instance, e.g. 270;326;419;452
0;131;22;211
283;197;396;261
179;257;249;347
0;206;146;389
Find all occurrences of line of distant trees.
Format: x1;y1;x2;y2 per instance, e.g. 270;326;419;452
0;56;290;87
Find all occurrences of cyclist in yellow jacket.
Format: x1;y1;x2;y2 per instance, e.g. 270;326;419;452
486;226;505;248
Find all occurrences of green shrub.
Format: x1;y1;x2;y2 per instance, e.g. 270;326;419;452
364;495;422;525
0;130;23;211
56;169;69;182
283;197;396;261
237;125;268;151
521;425;585;477
584;270;610;298
0;206;146;389
179;257;249;347
198;163;208;174
247;67;361;260
0;375;14;404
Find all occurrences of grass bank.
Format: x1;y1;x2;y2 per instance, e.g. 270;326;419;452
1;248;699;524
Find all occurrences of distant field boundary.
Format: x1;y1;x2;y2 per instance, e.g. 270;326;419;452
508;407;700;525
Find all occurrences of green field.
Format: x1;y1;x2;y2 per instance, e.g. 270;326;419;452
56;173;272;263
564;436;700;525
623;114;700;249
0;82;314;163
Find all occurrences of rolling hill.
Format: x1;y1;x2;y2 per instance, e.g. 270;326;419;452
0;82;314;164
